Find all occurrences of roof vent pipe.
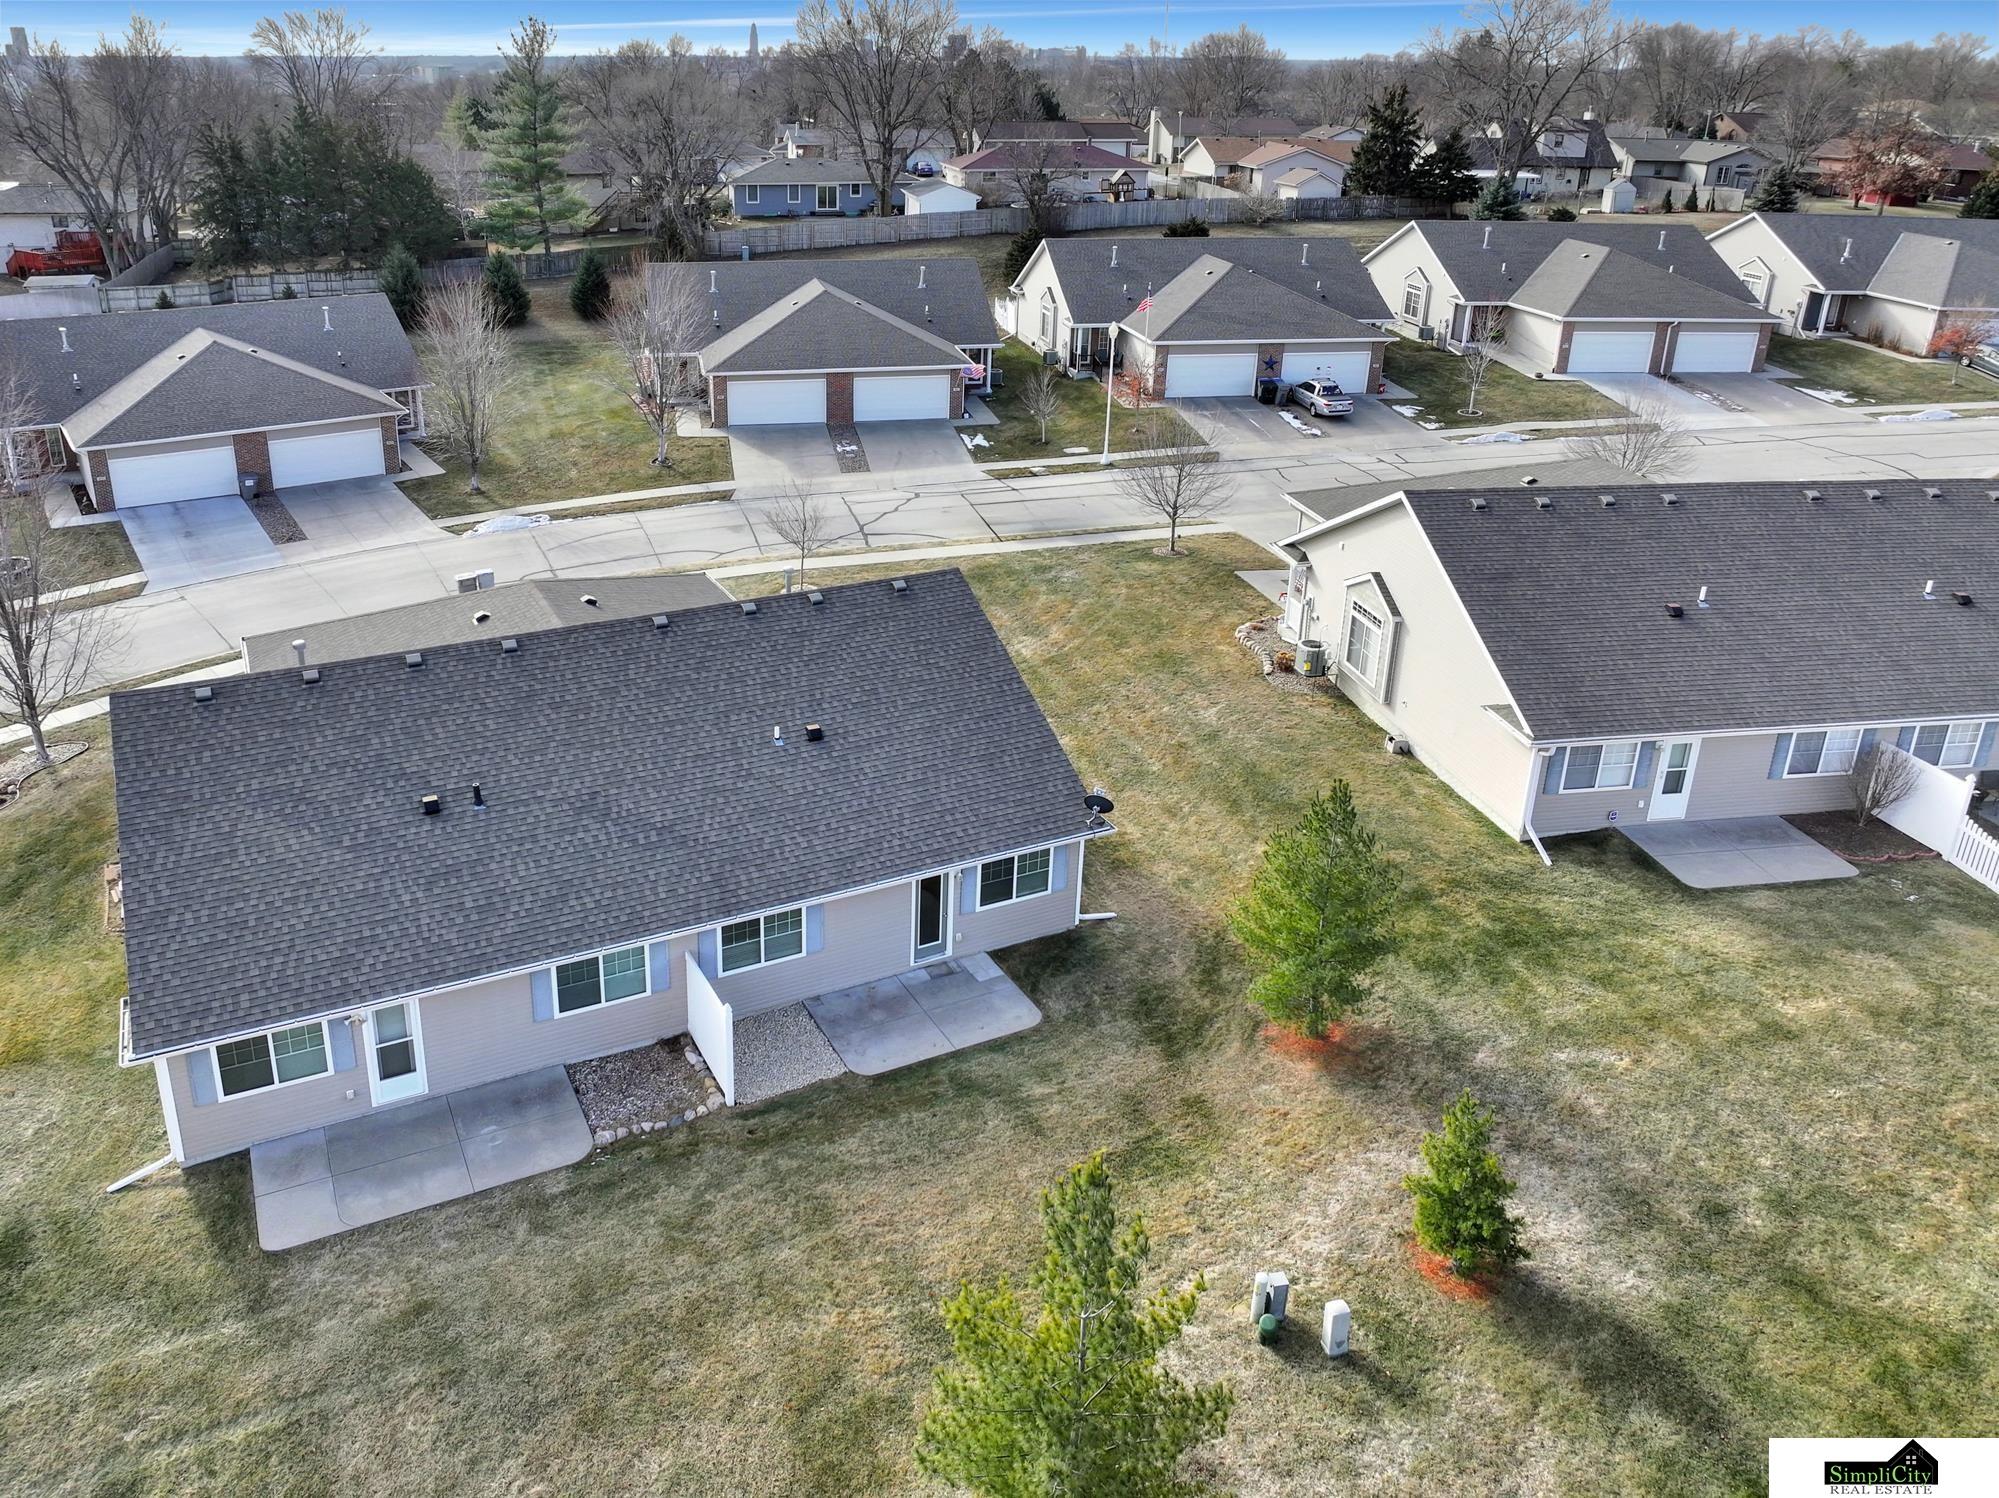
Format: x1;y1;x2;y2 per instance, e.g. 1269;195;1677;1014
1658;229;1666;251
1840;237;1852;262
918;263;926;288
772;724;785;747
710;267;717;292
1923;578;1936;599
58;325;71;353
322;305;333;332
291;638;307;666
1481;225;1492;249
1698;585;1710;609
1111;244;1118;267
1301;242;1309;265
472;783;486;809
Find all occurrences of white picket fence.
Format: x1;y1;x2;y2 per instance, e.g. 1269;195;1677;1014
1950;816;1999;895
1877;744;1999;897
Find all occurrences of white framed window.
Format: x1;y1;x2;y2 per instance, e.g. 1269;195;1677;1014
848;182;862;196
1038;294;1057;348
817;183;839;211
787;183;802;204
553;943;650;1014
720;908;805;974
213;1021;330;1097
1786;728;1862;777
1560;741;1640;792
1343;602;1383;682
1401;277;1426;322
744;184;760;205
1912;721;1982;769
978;848;1051;908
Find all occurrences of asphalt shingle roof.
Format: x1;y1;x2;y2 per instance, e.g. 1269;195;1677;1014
1036;235;1391;326
697;279;971;373
1466;119;1618;172
0;180;97;215
728;157;877;186
1609;136;1769;165
650;258;997;360
62;331;404;448
946;141;1134;172
0;293;422;429
1382;221;1758;306
1512;239;1779;321
1738;213;1999;302
1166;115;1299;140
1397;480;1999;741
113;568;1094;1058
1140;255;1389;343
241;576;732;670
1287;457;1633;524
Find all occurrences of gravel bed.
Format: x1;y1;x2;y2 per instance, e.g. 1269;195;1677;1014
733;1003;847;1106
567;1039;707;1132
247;493;306;545
1235;617;1336;697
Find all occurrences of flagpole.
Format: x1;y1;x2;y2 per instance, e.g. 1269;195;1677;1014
1100;321;1119;466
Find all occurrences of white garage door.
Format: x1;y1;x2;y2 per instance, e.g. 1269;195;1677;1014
105;444;238;507
728;377;827;426
1670;330;1760;374
1565;330;1656;372
1164;351;1256;398
853;373;950;422
1280;349;1372;394
269;426;386;489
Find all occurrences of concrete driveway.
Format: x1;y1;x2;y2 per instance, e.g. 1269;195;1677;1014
1175;396;1436;453
120;496;282;591
276;475;439;560
1576;373;1763;430
858;420;977;479
1678;373;1870;426
727;425;844;493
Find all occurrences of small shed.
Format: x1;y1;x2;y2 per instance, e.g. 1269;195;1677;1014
901;180;982;216
1600;176;1638;214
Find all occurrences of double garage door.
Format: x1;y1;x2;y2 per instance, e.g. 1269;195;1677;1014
726;374;952;426
104;424;386;508
1563;328;1761;374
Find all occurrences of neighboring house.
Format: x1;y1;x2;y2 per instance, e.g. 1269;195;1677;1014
774;121;839;159
241;575;731;670
1813;136;1993;201
1704;213;1999;351
1178;135;1318;183
976;119;1144;158
112;569;1110;1168
0;295;424;505
648;257;999;426
1145;109;1300;164
773;121;953;174
1467;116;1620;197
1607;137;1772;200
1276;477;1999;844
900;179;983;215
0;180;136;262
1273;167;1344;201
1303;124;1365;144
725;158;899;218
1710;111;1768;143
941;142;1149;201
1363;220;1778;374
1010;235;1393;398
1238;141;1352;195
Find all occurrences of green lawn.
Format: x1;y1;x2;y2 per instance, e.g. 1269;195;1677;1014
1768;333;1999;407
977;338;1203;463
4;540;1997;1493
401;282;731;520
1382;337;1630;428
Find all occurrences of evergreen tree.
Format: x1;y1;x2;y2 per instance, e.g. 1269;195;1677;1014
1404;1091;1530;1278
1470;177;1525;221
483;249;531;328
568;248;612;321
1659;187;1677;213
1228;781;1400;1038
378;243;426;329
188;127;261;270
1003;225;1047;279
1346;83;1424;198
916;1155;1234;1496
278;282;298;298
1749;164;1802;213
1413;127;1478;211
482;17;589;253
1959;170;1999;219
443;86;494;151
1546;204;1577;222
153;290;176;310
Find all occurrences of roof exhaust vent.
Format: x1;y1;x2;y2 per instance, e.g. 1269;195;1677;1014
807;589;824;604
472;609;492;624
581;593;600;608
1599;493;1617;508
1698;584;1711;609
1520;475;1538;485
1923;578;1936;600
322;304;333;332
192;685;214;704
1661;492;1679;506
804;722;824;742
1803;488;1822;503
58;324;71;353
1952;590;1973;606
1534;494;1552;510
1863;487;1883;502
1468;496;1487;511
1664;602;1684;618
404;651;424;668
1923;485;1943;499
650;614;670;629
500;637;519;653
890;578;908;592
301;668;321;685
420;794;442;816
292;638;307;666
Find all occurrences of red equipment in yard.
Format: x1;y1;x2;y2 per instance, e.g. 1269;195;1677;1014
6;230;108;280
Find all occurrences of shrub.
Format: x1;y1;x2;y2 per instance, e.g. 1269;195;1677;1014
568;248;612;322
378;242;426;329
1470;179;1524;221
278;283;298;298
1162;216;1210;237
1404;1091;1530;1278
482;249;531;328
1546;205;1577;222
1959;170;1999;219
153;290;176;309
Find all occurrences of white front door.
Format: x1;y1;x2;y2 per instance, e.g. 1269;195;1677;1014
1566;330;1655;372
269;425;387;489
364;1000;427;1105
912;872;951;963
1650;739;1699;821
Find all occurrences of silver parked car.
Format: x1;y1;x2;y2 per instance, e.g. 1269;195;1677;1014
1965;343;1999;380
1289;379;1355;418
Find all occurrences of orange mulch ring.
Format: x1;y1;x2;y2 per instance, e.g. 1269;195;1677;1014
1261;1021;1354;1064
1407;1240;1499;1302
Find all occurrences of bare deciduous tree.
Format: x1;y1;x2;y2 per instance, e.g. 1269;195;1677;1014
936;28;1029;155
763;483;839;585
1114;414;1233;554
419;275;521;495
247;6;398;120
1020;366;1061;445
1848;744;1921;828
1761;28;1864;168
601;273;710;469
796;0;958;218
1565;396;1696;477
2;33;145;269
1098;43;1166;128
1179;27;1288;120
1235;190;1287;225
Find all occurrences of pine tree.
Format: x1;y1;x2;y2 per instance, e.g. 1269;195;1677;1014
1470;177;1525;221
1659;187;1677;213
1751;164;1802;213
1346;83;1424;198
1960;170;1999;219
568;247;612;321
1404;1091;1530;1278
378;243;426;328
443;86;494;151
1003;225;1047;279
153;290;176;310
1228;781;1400;1038
916;1155;1234;1495
483;249;532;327
189;126;261;270
1413;127;1478;212
482;17;589;253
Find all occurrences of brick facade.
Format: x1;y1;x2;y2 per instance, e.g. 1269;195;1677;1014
378;416;400;473
232;431;273;493
1752;323;1772;371
950;369;965;419
1365;341;1386;394
826;373;855;425
1649;323;1673;376
85;448;116;510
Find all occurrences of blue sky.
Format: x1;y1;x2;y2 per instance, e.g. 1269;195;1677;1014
5;0;1991;60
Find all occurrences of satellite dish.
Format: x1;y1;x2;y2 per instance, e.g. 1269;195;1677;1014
1084;793;1115;816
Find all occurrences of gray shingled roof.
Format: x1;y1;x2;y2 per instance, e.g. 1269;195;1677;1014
728;157;878;186
241;575;732;670
1382;220;1758;306
0;294;422;429
1139;255;1389;343
1861;230;1999;308
649;257;997;358
0;180;98;215
1512;239;1779;322
699;279;970;373
1610;137;1769;165
63;331;405;448
1286;457;1634;524
1397;481;1999;741
1035;235;1391;325
112;568;1094;1058
1735;213;1999;296
1167;115;1299;140
1467;119;1618;172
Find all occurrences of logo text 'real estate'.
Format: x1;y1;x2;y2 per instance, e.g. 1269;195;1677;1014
1824;1440;1940;1492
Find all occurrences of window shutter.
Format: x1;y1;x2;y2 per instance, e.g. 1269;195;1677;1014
960;868;979;915
696;929;720;979
1894;726;1916;752
1977;722;1999;770
1049;846;1069;892
1634;742;1657;791
530;969;554;1022
328;1017;359;1072
647;941;672;992
805;905;825;954
187;1052;218;1107
1767;734;1793;780
1541;748;1568;795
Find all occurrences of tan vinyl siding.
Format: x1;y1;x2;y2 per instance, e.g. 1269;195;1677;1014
167;1045;376;1165
420;971;686;1096
1503;309;1565;369
1840;297;1941;356
1682;732;1857;820
1529;774;1651;836
695;881;913;1017
1363;230;1453;336
952;840;1086;951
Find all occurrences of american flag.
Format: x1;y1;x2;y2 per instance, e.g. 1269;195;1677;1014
964;362;986;380
1134;294;1154;314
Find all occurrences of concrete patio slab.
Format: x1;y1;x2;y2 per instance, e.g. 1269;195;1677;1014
1620;816;1856;889
249;1064;590;1250
804;957;1040;1076
121;496;284;591
277;475;438;561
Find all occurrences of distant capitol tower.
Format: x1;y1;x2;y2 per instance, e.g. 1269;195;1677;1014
747;23;760;64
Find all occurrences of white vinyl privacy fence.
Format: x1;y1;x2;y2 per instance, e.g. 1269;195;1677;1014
685;953;736;1105
1878;744;1999;897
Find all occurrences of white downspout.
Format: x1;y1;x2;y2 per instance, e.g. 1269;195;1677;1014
1523;751;1555;867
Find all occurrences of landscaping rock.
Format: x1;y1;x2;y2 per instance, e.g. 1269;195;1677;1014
567;1039;707;1133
